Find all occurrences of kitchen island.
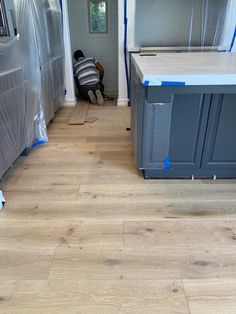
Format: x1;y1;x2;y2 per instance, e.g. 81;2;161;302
130;52;236;178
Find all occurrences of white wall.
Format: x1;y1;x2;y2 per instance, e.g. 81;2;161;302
117;0;127;106
117;0;136;106
62;0;76;105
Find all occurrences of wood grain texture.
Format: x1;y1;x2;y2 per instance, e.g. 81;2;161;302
77;183;236;202
0;280;189;314
124;220;236;248
2;199;236;222
0;248;53;280
184;279;236;314
1;106;236;312
3;185;79;202
0;220;123;249
50;247;236;281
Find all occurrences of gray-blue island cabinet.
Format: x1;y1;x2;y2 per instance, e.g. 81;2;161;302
130;53;236;178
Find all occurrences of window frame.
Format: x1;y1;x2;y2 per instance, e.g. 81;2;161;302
88;0;108;34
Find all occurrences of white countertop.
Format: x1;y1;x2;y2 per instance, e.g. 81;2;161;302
131;52;236;86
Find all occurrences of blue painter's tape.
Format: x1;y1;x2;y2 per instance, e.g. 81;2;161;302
124;0;130;100
230;27;236;52
144;80;150;87
31;139;47;149
162;81;185;86
164;157;171;171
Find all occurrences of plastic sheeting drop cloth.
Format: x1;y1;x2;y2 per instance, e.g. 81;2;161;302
135;0;236;50
0;0;64;178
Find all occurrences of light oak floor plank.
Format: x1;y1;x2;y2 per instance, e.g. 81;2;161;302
3;185;79;202
0;220;123;249
0;280;189;314
50;246;236;281
124;220;236;248
0;248;53;280
2;200;236;222
77;184;236;202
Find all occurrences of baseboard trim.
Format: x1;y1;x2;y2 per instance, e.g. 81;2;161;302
63;99;77;107
105;90;118;97
63;98;128;107
117;98;129;107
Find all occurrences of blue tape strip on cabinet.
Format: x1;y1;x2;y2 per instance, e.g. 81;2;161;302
164;157;171;170
161;81;186;86
144;80;150;87
31;139;47;148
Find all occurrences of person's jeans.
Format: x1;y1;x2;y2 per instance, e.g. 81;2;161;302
75;78;105;101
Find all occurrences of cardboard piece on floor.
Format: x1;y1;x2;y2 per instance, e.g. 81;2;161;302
68;101;89;125
85;116;99;123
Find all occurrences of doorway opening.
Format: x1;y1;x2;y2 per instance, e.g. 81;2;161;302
67;0;118;106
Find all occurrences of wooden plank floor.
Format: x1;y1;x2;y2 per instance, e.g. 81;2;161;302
1;105;236;313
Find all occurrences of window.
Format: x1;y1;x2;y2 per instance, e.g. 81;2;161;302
88;0;107;33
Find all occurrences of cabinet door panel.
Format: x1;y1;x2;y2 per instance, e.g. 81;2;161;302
143;93;210;170
202;94;236;169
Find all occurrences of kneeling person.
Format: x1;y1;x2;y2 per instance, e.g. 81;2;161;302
73;50;105;106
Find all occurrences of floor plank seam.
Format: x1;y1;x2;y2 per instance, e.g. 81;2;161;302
48;247;57;281
123;220;125;246
182;279;192;314
76;185;81;201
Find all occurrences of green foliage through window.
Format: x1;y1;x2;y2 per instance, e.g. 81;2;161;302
88;0;107;33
